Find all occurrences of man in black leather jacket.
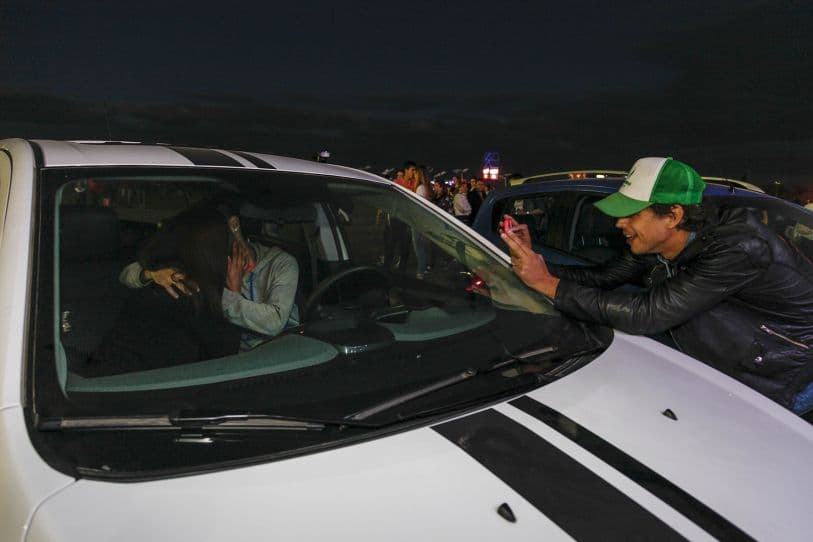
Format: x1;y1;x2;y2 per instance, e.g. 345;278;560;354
502;157;813;413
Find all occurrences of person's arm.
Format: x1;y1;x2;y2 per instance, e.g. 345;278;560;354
549;251;650;290
222;251;299;337
502;217;646;291
119;261;151;288
119;261;193;298
554;242;770;335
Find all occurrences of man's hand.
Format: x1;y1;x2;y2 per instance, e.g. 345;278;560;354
501;221;560;299
227;241;247;292
144;267;195;299
501;214;532;249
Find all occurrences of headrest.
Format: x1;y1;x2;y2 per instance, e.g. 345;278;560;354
60;206;120;263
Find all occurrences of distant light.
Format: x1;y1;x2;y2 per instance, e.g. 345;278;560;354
482;168;489;176
596;174;605;179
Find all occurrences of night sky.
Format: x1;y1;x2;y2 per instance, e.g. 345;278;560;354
1;1;812;191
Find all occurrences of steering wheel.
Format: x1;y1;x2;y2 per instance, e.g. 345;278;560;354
302;265;391;322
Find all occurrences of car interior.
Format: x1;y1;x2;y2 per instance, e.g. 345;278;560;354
51;172;592;412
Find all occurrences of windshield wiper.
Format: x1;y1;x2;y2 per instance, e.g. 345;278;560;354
39;412;372;432
383;345;608;425
345;369;478;422
491;343;607;378
172;414;328;431
487;344;558;371
344;345;566;423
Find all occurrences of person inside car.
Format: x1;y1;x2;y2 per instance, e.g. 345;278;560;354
89;208;243;374
502;157;813;415
120;208;300;351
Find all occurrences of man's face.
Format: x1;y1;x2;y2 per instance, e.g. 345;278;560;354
615;207;677;256
405;166;417;179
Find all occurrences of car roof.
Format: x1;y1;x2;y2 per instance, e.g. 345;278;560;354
491;177;775;202
16;139;388;184
519;170;766;194
518;170;627;184
701;176;765;193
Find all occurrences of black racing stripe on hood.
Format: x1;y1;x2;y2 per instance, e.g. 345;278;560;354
510;396;753;541
168;147;243;167
231;151;277;169
433;409;686;541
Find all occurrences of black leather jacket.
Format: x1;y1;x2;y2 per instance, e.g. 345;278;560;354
551;208;813;408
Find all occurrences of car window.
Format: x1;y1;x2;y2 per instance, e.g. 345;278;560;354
493;191;625;263
492;192;573;250
31;167;612;477
706;195;813;261
568;195;626;264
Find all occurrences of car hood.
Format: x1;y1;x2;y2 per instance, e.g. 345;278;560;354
27;334;813;542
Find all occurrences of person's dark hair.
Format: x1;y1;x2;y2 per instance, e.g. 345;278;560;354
138;207;230;317
403;160;417;169
650;203;713;232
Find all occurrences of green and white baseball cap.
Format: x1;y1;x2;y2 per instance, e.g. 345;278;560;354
595;157;705;217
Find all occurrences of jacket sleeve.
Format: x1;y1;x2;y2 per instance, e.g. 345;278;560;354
549;251;649;290
221;254;299;337
119;261;150;288
554;240;771;335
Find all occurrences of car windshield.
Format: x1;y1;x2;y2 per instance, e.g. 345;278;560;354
32;167;610;476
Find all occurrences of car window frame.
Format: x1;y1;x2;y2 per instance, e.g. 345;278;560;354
0;151;11;244
25;165;613;480
29;166;572;416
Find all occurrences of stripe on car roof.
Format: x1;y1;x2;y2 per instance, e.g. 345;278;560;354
231;151;277;169
168;146;244;167
509;396;753;541
434;408;686;541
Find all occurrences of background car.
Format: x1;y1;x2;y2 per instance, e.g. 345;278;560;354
2;140;812;541
516;170;766;193
474;174;813;266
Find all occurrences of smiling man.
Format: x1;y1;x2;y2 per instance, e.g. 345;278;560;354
502;157;813;414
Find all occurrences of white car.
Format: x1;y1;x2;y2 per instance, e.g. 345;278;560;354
1;138;811;542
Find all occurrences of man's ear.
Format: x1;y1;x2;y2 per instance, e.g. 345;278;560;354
669;205;685;229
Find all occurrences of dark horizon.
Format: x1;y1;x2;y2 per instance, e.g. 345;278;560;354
1;1;811;193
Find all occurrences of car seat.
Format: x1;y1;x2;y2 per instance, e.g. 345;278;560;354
59;206;129;365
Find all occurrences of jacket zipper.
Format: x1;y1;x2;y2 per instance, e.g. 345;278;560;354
760;325;810;350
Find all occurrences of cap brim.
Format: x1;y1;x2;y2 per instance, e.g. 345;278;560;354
594;192;652;217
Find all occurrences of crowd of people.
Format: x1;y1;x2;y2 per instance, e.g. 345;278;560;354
391;161;494;225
